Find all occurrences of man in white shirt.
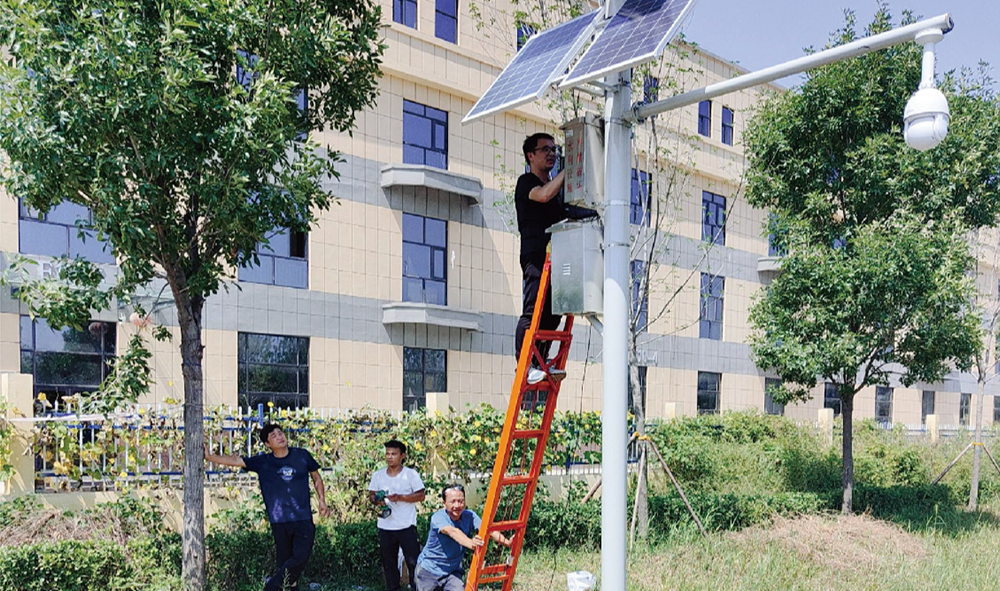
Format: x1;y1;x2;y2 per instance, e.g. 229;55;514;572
369;439;426;591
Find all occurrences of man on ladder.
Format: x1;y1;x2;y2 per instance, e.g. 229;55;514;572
515;133;597;384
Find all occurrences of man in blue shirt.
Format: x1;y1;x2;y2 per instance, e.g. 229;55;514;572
205;423;330;591
415;484;511;591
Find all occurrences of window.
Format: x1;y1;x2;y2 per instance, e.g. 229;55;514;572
238;228;308;288
643;75;659;104
516;22;535;51
435;0;458;43
402;213;447;305
18;200;114;264
238;333;309;409
697;371;721;415
630;260;649;333
702;191;726;245
721;106;734;146
960;392;971;426
699;273;724;341
922;390;935;424
824;382;841;417
394;0;417;28
764;378;785;416
627;366;648;414
20;316;116;412
235;50;258;93
994;395;1000;424
630;169;651;226
875;386;893;423
403;347;446;412
403;100;448;169
767;212;785;257
697;100;711;137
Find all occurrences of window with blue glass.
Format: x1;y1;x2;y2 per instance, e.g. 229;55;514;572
435;0;458;43
767;212;785;257
643;75;659;103
238;332;309;409
394;0;418;28
516;22;536;51
18;200;114;264
721;106;734;146
238;228;309;289
235;50;258;93
20;316;116;413
697;100;711;137
699;273;724;340
702;191;726;245
403;100;448;169
403;213;447;305
631;259;649;333
404;347;446;412
630;169;651;226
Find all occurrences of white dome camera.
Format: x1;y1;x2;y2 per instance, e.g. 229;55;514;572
904;87;949;151
903;28;949;151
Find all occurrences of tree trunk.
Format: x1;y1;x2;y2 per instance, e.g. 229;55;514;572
172;285;206;591
634;384;648;540
969;378;986;511
841;391;855;515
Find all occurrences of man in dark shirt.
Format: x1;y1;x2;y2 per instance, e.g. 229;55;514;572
515;132;597;384
205;423;330;591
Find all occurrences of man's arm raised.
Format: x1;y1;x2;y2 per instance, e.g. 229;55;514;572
528;171;564;203
203;444;246;468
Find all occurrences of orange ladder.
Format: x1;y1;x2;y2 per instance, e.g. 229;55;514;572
465;256;574;591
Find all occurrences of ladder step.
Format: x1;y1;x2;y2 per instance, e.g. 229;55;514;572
478;575;509;584
533;330;573;341
499;474;534;487
488;520;526;532
511;429;544;439
481;565;508;576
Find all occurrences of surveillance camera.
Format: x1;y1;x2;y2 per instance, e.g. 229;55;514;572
903;87;949;151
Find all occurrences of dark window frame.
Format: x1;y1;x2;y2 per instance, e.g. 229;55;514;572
699;273;724;341
697;371;721;415
515;22;535;51
824;382;842;417
697;100;712;137
238;227;309;289
403;100;449;169
630;259;649;333
721;106;734;146
238;332;310;410
994;395;1000;424
394;0;418;28
764;378;785;416
630;168;651;226
403;347;447;412
960;392;971;426
702;191;726;245
875;386;893;423
435;0;458;43
643;75;659;104
922;390;935;425
402;213;448;305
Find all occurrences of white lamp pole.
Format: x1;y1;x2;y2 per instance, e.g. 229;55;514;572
599;12;952;591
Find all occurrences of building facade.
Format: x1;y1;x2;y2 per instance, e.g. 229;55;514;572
1;0;996;428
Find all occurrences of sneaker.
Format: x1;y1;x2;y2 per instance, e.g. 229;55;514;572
527;367;546;384
549;368;567;382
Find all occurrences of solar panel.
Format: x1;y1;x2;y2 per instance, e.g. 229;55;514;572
462;10;600;124
561;0;699;89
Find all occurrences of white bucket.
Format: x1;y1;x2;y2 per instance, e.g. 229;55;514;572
566;570;597;591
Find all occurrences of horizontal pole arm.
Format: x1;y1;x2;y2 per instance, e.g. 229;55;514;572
632;13;953;121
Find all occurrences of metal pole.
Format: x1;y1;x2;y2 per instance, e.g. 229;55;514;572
632;13;953;121
601;0;631;582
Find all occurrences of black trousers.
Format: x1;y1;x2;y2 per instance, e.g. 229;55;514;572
516;259;561;362
378;526;422;591
265;520;315;591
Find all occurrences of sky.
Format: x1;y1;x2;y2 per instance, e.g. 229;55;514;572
681;0;999;89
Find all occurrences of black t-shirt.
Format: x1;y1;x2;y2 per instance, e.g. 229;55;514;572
243;447;320;524
515;172;599;268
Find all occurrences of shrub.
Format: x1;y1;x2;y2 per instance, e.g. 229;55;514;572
0;539;131;591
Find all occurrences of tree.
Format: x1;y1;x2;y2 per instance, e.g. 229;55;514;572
744;6;1000;513
0;0;384;588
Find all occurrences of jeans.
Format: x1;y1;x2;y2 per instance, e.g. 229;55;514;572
515;259;560;362
265;520;315;591
414;564;465;591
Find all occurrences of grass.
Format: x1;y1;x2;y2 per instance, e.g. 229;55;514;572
511;508;1000;591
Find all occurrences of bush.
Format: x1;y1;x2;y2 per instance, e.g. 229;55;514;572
0;539;131;591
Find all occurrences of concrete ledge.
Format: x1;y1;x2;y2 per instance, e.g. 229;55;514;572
380;164;483;203
381;301;483;331
757;256;783;273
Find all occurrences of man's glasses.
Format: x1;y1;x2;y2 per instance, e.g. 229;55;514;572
532;145;559;155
